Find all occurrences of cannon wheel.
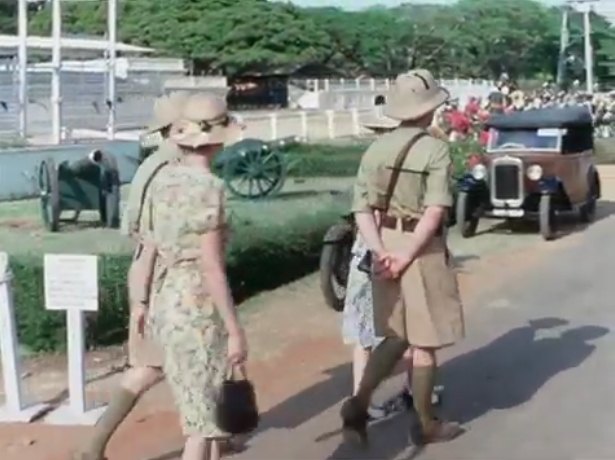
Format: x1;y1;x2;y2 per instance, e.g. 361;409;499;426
38;158;60;232
223;148;286;199
99;152;121;229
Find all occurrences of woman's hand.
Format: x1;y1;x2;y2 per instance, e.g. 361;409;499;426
227;327;248;365
132;304;148;338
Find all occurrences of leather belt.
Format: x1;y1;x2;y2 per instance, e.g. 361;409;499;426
380;214;442;236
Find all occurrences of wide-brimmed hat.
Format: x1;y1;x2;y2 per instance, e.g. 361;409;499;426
171;93;243;149
146;91;190;133
383;69;450;121
361;113;400;131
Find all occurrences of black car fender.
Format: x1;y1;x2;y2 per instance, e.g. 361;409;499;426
322;222;354;244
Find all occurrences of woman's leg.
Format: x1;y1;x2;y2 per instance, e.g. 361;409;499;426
209;439;221;460
181;435;207;460
352;345;371;395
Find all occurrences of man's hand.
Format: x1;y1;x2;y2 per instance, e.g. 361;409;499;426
387;252;414;278
373;251;414;279
132;304;148;338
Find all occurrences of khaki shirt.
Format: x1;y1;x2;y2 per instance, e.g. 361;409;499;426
121;140;182;238
352;127;453;218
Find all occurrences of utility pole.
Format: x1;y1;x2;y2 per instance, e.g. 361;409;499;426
569;0;597;94
17;0;28;139
556;7;569;89
51;0;62;145
106;0;117;140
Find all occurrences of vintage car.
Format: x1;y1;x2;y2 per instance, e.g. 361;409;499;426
455;106;601;240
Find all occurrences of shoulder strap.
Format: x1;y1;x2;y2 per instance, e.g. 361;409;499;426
134;160;170;235
383;131;428;213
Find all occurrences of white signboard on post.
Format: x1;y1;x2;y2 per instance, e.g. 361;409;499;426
0;252;49;422
43;254;106;426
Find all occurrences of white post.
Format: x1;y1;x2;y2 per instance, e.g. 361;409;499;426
355;78;361;89
106;0;117;140
17;0;28;139
269;113;278;140
385;78;391;90
51;0;62;145
324;79;330;91
67;310;86;415
326;110;335;139
300;111;308;140
340;78;345;88
0;253;49;422
370;78;376;91
314;79;319;92
351;108;360;136
43;254;106;426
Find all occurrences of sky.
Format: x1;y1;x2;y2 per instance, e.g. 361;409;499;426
279;0;563;10
277;0;615;22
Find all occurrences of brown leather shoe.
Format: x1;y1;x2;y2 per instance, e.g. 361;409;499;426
410;417;465;445
340;397;369;448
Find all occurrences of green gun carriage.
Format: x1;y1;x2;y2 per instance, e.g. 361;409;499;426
38;149;121;232
139;133;298;199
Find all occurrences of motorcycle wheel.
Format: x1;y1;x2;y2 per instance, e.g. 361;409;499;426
319;224;354;312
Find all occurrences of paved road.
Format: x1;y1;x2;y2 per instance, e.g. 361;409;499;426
235;202;615;460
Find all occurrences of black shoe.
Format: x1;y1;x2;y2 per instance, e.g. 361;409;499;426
340;397;369;448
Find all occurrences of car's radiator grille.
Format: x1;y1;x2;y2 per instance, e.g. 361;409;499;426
494;164;520;200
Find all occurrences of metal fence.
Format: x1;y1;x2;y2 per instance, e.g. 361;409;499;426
0;69;182;137
0;71;496;141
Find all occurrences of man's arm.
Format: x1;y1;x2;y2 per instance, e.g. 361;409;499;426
391;143;453;275
351;154;386;257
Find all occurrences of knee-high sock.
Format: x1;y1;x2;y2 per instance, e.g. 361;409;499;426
79;388;139;459
412;364;436;427
355;337;409;409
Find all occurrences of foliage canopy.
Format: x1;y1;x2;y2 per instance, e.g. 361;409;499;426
2;0;615;82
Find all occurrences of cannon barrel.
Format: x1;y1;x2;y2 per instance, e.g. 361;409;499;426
64;150;104;174
266;135;301;149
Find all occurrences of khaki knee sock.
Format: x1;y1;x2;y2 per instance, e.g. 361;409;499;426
356;337;409;409
80;388;139;459
412;365;436;427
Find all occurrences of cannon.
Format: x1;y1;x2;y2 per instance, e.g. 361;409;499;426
37;150;121;232
213;137;299;199
137;135;299;200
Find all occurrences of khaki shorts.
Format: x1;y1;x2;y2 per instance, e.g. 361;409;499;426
372;226;465;348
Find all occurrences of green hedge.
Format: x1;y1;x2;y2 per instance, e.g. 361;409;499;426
286;139;479;179
286;142;367;177
10;201;347;352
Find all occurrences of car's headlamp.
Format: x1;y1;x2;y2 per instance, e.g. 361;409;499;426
471;164;487;180
526;164;543;181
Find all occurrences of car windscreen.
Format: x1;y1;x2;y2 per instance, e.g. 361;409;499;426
488;128;560;152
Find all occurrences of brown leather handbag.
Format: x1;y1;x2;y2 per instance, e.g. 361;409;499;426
357;131;428;274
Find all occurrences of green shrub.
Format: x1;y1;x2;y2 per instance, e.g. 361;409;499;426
286;143;366;177
10;200;347;352
285;139;481;179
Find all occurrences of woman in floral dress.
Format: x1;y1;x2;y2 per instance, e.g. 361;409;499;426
144;93;247;460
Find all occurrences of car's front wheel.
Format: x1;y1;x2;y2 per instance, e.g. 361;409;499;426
539;194;557;241
455;191;479;238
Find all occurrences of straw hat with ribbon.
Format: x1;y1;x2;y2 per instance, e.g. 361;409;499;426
383;69;450;121
171;93;243;149
146;91;191;133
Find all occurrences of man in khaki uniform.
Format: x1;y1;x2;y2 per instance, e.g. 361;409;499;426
341;70;465;447
75;93;189;460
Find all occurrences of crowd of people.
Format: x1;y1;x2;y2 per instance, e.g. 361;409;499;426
434;79;615;143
